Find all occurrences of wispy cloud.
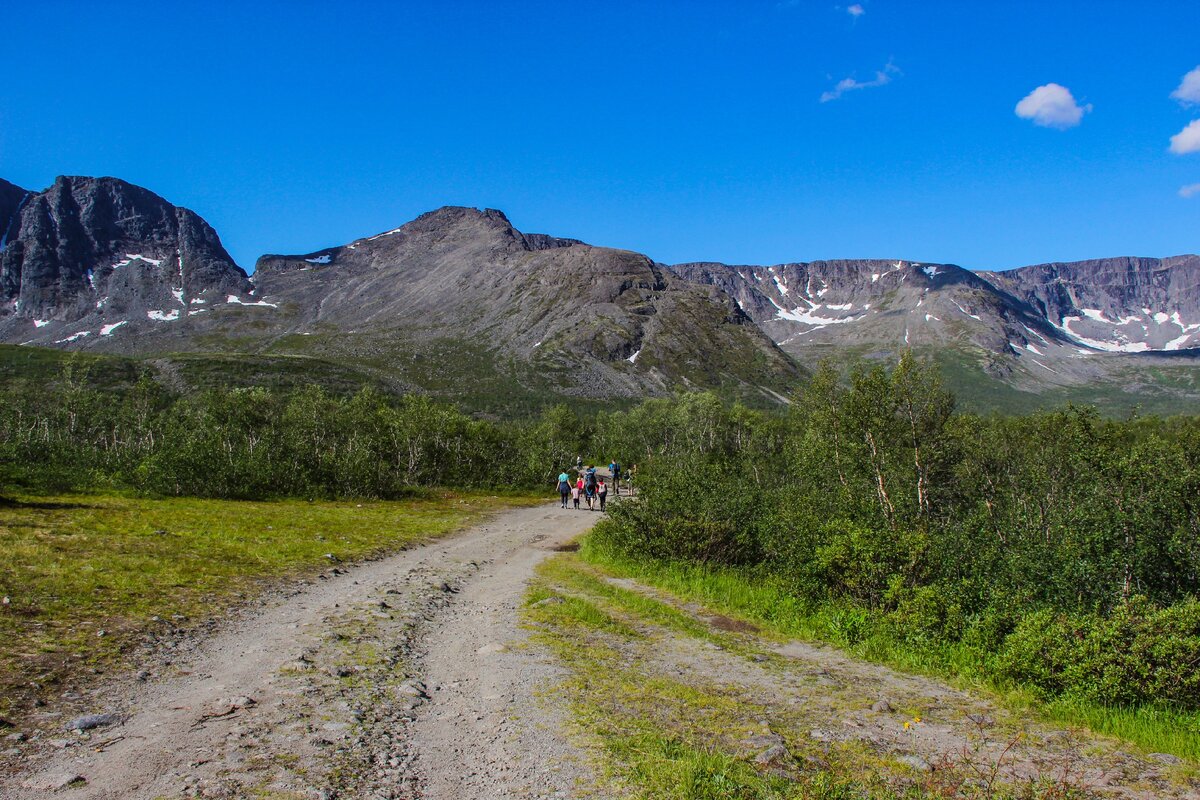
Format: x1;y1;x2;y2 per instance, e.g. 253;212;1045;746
1179;183;1200;199
1014;83;1091;129
1170;120;1200;154
847;3;865;16
1171;66;1200;106
820;61;899;103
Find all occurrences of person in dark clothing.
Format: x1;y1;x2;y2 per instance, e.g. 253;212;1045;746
584;466;598;509
611;462;621;495
597;478;608;511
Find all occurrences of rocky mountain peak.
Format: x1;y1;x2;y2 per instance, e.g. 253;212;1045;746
0;174;252;340
377;206;584;254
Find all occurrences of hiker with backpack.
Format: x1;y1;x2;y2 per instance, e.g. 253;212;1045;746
556;471;571;509
610;461;621;496
584;465;598;510
572;477;582;509
597;478;608;511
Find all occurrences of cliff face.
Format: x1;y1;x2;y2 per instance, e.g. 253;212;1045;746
672;254;1200;359
0;179;29;249
0;176;252;339
979;256;1200;352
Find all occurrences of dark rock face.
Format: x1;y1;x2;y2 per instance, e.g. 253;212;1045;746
980;256;1200;352
0;179;29;249
672;255;1200;360
0;176;251;335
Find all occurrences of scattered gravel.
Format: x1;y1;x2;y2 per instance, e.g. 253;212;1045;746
0;504;597;799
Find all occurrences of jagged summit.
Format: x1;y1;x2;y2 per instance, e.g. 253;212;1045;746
0;175;253;343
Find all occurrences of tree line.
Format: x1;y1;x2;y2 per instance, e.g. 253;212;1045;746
592;354;1200;709
3;353;1199;707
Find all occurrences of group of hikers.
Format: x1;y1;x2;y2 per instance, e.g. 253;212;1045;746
555;457;633;512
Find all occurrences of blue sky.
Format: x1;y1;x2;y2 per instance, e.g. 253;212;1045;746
2;1;1198;271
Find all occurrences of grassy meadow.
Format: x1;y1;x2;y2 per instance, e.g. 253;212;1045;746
0;490;539;718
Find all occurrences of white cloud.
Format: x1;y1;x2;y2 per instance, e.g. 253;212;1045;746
820;61;898;103
1171;66;1200;106
1014;83;1091;129
1179;183;1200;198
847;4;865;16
1171;120;1200;154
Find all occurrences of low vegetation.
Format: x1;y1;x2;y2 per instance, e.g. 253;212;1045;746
2;349;1198;758
585;353;1200;758
0;491;534;717
525;553;1112;799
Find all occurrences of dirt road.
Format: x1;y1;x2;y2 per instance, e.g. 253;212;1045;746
3;503;601;799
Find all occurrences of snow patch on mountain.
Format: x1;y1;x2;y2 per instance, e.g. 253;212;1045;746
226;295;279;308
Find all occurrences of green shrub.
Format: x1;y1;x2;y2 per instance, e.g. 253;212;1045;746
996;597;1200;707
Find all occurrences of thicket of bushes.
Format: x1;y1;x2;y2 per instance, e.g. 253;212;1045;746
0;368;583;498
590;355;1200;709
4;352;1199;708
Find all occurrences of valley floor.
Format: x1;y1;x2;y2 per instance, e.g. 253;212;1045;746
2;503;1196;799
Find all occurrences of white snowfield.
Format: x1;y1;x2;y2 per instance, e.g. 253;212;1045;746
771;296;864;328
147;309;181;322
55;331;91;344
366;227;404;242
112;253;163;270
100;321;128;336
1043;308;1200;353
225;295;279;308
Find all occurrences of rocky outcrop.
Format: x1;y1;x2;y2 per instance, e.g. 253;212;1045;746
672;254;1200;363
979;256;1200;352
0;176;252;337
0;179;29;248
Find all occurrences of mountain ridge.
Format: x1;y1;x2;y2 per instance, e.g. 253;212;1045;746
1;173;1197;412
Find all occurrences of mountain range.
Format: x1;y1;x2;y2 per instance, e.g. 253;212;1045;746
2;175;1198;414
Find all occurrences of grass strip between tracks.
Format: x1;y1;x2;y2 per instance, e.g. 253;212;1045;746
525;553;1112;799
573;536;1200;765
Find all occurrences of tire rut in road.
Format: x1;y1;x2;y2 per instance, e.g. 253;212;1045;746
3;504;599;800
